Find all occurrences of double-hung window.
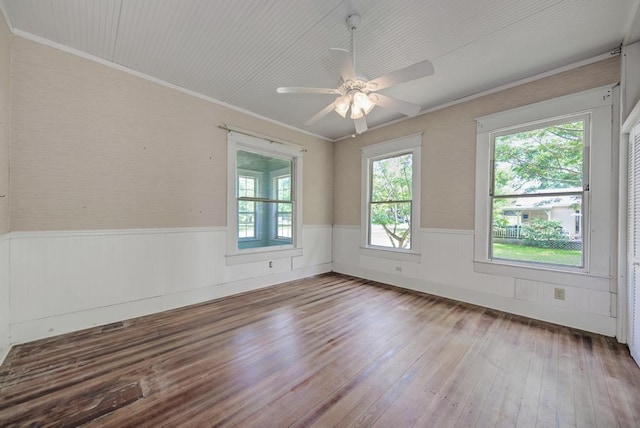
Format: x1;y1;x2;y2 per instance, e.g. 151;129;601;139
274;175;292;239
474;85;616;281
490;115;588;268
361;134;421;259
227;131;303;262
237;175;257;239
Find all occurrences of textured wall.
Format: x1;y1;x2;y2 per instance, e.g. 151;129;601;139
0;18;9;234
333;56;620;229
10;37;333;231
0;16;9;362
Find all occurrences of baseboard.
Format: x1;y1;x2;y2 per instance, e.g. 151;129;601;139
332;262;616;337
10;263;332;345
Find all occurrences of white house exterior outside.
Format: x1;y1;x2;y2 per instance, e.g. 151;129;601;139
494;191;582;241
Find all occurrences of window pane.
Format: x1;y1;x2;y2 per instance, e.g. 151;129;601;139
371;153;412;202
276;176;291;201
237;150;291;199
493;120;584;196
237;175;257;239
238;201;293;249
491;195;583;267
238;175;256;198
237;200;255;239
369;202;411;249
276;202;292;238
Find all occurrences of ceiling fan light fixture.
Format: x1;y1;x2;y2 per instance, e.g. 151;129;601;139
352;91;375;116
334;95;350;117
350;107;364;120
277;13;433;134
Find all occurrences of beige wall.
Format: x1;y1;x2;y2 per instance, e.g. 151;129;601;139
334;56;620;229
10;37;332;231
0;18;9;234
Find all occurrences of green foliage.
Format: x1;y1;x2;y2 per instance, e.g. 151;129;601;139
494;121;583;195
493;216;510;228
370;153;412;248
521;219;569;248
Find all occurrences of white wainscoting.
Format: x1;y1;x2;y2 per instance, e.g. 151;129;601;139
6;225;332;348
333;226;616;336
0;234;10;364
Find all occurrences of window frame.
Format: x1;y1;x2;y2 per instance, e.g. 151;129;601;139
237;172;260;241
272;172;293;240
226;131;303;265
360;133;422;262
488;113;591;270
474;85;616;285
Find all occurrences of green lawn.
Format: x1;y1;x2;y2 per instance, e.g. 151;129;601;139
492;243;582;267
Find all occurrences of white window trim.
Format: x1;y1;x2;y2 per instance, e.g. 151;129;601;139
226;131;303;265
361;133;422;262
474;85;617;287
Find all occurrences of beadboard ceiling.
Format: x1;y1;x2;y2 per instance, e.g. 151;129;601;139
1;0;639;141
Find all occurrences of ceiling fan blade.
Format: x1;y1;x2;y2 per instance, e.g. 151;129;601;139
277;87;341;95
304;102;336;126
354;116;368;134
330;48;356;82
371;93;422;117
368;59;434;91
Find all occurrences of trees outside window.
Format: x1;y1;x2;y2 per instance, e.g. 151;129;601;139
370;153;413;249
361;134;421;255
490;116;587;267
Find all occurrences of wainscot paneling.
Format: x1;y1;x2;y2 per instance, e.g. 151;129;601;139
332;226;616;336
7;226;332;346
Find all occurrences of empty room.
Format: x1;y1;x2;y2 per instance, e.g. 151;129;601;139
1;0;640;426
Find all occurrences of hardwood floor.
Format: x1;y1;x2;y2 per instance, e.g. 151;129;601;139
1;273;639;427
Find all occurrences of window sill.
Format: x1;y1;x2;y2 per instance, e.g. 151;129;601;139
360;247;421;263
473;259;610;290
226;247;302;265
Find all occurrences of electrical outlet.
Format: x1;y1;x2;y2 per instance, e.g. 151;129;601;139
269;261;273;268
554;287;565;300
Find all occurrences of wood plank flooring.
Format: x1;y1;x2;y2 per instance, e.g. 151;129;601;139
1;273;639;427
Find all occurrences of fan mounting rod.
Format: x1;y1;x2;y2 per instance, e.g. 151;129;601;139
347;14;361;74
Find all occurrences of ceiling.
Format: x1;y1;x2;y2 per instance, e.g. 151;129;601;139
1;0;639;141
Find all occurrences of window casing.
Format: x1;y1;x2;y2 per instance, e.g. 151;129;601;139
361;134;421;260
474;85;616;284
226;131;303;264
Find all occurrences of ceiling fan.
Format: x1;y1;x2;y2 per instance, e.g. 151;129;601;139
277;14;435;134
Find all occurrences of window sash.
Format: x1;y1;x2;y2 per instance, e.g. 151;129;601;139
234;158;295;248
489;115;590;197
368;152;414;250
487;115;588;269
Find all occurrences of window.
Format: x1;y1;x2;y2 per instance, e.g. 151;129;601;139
474;85;616;281
227;131;303;262
490;115;588;268
370;153;413;248
235;150;293;250
274;175;292;239
238;175;257;239
361;134;421;258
